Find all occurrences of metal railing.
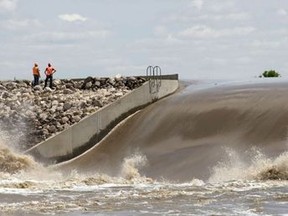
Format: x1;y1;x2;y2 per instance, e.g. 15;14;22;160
146;65;162;94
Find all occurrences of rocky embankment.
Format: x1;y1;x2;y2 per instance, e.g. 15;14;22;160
0;76;146;150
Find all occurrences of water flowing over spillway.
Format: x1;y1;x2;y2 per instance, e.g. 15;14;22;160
1;79;288;215
58;79;288;181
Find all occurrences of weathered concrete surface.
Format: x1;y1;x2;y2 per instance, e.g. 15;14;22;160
26;76;179;163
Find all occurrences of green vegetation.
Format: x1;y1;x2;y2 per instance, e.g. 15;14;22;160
260;70;281;78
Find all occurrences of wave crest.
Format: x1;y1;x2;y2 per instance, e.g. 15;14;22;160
209;148;288;182
120;154;148;181
256;152;288;180
0;143;36;174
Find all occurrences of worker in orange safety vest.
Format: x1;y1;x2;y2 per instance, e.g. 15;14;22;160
32;63;40;86
44;63;56;89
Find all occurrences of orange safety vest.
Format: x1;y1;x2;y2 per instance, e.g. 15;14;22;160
46;66;54;76
33;66;40;76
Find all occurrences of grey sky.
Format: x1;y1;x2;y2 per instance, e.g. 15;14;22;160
1;0;288;80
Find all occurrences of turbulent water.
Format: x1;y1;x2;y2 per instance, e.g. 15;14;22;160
1;79;288;215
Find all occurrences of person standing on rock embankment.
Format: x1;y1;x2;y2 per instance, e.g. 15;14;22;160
44;63;56;89
32;63;40;86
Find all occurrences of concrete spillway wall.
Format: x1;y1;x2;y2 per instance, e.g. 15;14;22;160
26;75;179;164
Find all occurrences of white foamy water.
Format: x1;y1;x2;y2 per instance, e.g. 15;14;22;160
209;147;288;183
1;175;288;215
0;147;288;215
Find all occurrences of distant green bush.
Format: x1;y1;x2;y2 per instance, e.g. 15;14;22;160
260;70;281;78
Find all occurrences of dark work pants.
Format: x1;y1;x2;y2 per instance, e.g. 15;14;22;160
33;75;39;86
44;75;53;88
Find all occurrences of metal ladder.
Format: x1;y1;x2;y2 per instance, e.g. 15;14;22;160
146;65;162;94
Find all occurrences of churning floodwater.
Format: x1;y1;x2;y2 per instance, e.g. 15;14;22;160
1;79;288;215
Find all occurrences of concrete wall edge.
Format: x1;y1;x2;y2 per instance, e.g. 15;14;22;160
25;75;179;164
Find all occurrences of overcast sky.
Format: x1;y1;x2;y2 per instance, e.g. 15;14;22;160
1;0;288;80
